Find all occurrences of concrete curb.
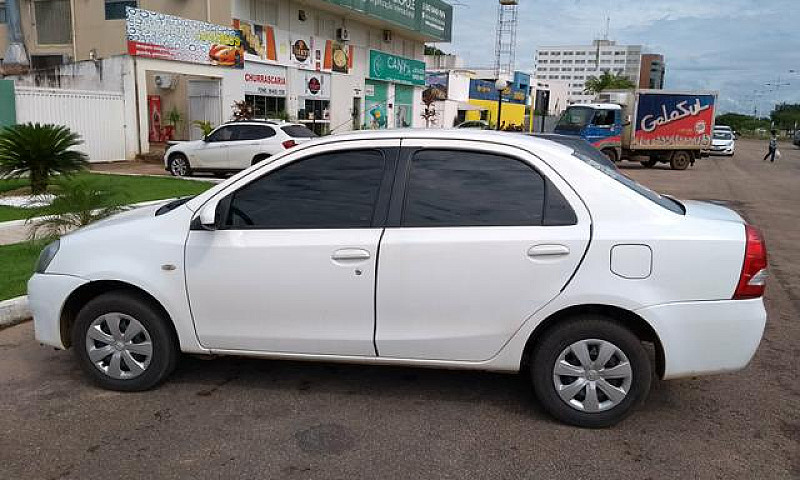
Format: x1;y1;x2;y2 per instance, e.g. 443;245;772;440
0;295;31;329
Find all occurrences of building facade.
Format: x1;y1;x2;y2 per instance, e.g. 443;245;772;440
534;39;644;106
639;53;665;89
2;0;453;158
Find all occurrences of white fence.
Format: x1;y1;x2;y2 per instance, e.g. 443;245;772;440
14;87;127;162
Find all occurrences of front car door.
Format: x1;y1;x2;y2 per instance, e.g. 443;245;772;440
185;140;398;355
191;125;235;170
376;140;591;361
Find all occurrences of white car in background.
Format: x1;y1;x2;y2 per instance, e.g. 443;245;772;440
164;121;317;176
29;130;767;428
711;130;736;156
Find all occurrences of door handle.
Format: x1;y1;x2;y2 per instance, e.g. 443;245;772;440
528;244;570;258
332;249;371;262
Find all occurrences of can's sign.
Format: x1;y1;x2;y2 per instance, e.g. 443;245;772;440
126;7;244;68
369;50;425;86
634;93;716;148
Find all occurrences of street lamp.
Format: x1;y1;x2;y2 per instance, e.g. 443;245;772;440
495;78;509;131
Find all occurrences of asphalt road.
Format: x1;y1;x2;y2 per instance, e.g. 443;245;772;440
1;139;798;479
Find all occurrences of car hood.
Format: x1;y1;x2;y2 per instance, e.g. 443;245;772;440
682;200;745;223
67;201;168;236
168;140;205;151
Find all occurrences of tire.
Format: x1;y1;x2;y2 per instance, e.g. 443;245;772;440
251;154;270;166
601;148;619;163
670;151;692;170
530;316;652;428
168;153;192;177
72;291;178;392
640;159;657;168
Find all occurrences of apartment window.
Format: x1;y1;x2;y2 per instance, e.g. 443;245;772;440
614;60;625;64
563;51;574;55
575;59;585;64
563;67;572;71
0;3;6;24
551;51;561;56
539;60;548;64
539;51;548;56
563;60;573;64
34;0;73;45
105;0;136;20
601;51;612;56
560;75;570;80
548;75;558;79
601;60;611;64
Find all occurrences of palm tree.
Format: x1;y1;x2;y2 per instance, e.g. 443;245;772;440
0;123;89;194
584;72;636;95
27;180;127;241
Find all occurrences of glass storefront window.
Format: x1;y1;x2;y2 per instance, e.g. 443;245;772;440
245;94;287;120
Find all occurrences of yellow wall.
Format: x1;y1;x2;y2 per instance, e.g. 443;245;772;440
465;99;525;128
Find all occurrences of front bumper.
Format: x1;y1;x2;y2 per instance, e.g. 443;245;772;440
637;298;766;379
28;273;88;350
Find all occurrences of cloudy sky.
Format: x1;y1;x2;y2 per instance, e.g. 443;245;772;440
439;0;799;115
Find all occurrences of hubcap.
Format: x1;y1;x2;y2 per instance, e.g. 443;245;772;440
85;313;153;380
172;158;187;176
553;339;633;413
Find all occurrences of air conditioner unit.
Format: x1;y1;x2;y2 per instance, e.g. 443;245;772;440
336;28;350;42
154;74;177;90
382;30;393;43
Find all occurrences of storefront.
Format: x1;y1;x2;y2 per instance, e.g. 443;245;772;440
242;63;287;120
365;50;426;129
295;70;331;135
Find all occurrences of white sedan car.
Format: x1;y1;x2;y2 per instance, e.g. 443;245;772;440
164;121;316;176
29;130;767;428
711;130;736;156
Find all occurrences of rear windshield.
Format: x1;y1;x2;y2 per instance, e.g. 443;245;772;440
281;125;318;138
570;150;685;214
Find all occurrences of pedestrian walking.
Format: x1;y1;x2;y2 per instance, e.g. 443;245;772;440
763;130;778;162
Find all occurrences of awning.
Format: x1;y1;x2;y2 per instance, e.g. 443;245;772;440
456;101;487;111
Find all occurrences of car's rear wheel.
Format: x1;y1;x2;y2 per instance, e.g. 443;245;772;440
72;292;178;391
670;151;692;170
168;153;192;177
530;316;652;428
251;154;271;166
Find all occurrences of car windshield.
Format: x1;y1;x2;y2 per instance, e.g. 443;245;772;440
570;149;685;214
556;107;595;132
281;125;318;138
714;132;732;140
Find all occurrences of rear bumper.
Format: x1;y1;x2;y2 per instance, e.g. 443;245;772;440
28;273;88;350
637;298;766;379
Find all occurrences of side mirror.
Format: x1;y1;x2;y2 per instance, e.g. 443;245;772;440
197;200;219;230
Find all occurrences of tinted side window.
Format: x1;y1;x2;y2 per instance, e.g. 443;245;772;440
281;125;317;138
238;125;275;140
593;110;615;126
226;150;386;229
403;150;546;227
207;126;236;142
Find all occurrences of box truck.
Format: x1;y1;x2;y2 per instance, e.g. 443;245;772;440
554;90;718;170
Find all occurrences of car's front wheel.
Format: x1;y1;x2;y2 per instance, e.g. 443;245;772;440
72;292;178;391
168;153;192;177
530;316;652;428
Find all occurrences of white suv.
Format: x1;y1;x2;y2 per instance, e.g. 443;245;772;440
30;130;767;427
164;121;316;176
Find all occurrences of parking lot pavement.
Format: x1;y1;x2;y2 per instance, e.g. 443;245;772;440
1;139;798;479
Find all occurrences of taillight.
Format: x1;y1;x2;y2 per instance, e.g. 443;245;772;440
733;225;768;299
282;139;297;149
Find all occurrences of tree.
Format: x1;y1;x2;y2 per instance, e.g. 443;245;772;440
27;179;127;241
770;103;800;130
0;123;88;194
583;71;636;95
716;113;771;133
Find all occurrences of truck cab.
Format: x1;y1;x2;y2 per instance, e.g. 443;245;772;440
554;104;623;162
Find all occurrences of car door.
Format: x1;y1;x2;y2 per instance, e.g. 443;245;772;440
185;140;398;355
376;140;591;362
191;125;235;170
226;124;276;170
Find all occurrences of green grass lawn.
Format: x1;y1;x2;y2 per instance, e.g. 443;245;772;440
0;173;212;223
0;242;41;301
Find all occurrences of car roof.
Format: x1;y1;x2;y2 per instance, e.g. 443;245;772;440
220;120;304;127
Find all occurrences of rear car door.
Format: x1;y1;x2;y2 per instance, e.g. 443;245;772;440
185;140;398;355
227;124;277;170
375;140;591;361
